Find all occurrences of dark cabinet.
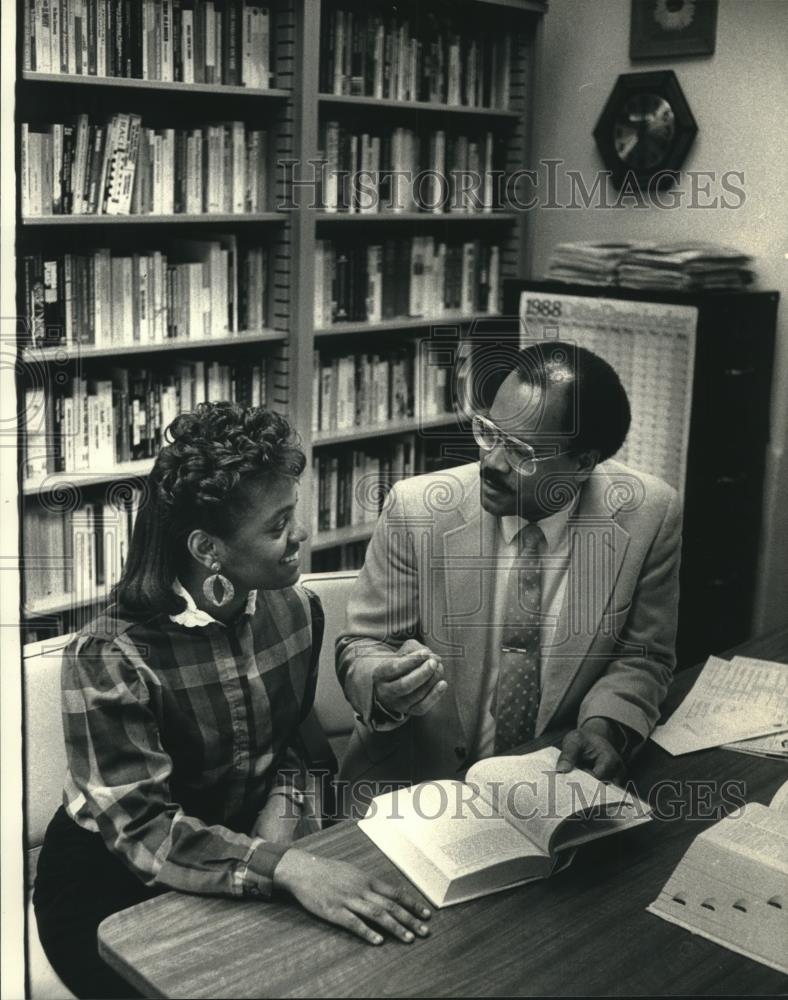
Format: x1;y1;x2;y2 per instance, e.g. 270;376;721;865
497;281;779;667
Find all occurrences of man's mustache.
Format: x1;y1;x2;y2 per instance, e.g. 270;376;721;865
480;469;512;493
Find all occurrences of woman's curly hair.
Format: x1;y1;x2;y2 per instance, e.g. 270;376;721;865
154;403;305;514
114;403;305;617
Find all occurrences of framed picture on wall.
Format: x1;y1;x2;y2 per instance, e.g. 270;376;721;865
630;0;719;59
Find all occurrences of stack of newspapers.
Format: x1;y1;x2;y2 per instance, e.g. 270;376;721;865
546;240;645;285
617;242;754;291
650;655;788;759
546;240;754;291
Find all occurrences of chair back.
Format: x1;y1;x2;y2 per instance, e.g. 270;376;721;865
299;571;358;743
23;636;71;850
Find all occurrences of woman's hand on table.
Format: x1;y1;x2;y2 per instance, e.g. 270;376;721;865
273;849;431;945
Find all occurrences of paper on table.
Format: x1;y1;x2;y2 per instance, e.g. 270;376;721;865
650;656;788;755
723;729;788;759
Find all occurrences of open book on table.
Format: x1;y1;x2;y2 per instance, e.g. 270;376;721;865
358;746;652;908
647;779;788;974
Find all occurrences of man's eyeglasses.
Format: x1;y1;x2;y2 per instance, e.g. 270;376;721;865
471;414;573;477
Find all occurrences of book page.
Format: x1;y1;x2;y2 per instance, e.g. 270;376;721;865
466;747;650;855
358;781;549;907
651;655;788;755
703;803;788;876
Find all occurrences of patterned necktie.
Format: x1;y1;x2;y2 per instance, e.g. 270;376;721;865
494;522;545;754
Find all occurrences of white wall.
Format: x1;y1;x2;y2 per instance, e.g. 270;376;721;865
528;0;788;632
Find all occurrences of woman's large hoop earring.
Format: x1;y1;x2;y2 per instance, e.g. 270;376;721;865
203;562;235;608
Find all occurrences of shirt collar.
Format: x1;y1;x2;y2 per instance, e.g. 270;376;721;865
169;579;257;628
499;492;578;552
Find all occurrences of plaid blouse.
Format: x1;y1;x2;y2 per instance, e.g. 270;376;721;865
61;583;323;900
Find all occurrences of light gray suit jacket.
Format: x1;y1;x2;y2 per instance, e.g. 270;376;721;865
336;460;681;789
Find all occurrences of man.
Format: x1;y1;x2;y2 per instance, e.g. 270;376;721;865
335;341;681;809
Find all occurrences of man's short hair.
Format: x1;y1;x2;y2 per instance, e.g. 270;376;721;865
514;341;631;462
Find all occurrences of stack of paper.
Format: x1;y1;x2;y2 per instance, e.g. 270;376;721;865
546;240;649;285
722;730;788;760
617;242;754;291
650;655;788;756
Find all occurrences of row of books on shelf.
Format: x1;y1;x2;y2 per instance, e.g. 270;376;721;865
24;487;144;609
20;239;268;348
314;238;501;326
23;447;421;608
318;124;500;214
21;117;269;217
319;8;513;109
23;441;417;609
24;0;274;88
313;347;450;435
23;359;270;480
312;437;416;535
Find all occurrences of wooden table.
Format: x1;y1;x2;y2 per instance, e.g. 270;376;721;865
99;629;788;997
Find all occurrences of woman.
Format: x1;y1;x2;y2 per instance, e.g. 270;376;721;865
34;403;430;999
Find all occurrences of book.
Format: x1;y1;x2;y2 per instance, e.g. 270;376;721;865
359;746;651;908
647;780;788;974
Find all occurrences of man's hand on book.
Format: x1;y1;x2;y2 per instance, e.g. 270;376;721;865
372;640;448;718
556;719;626;783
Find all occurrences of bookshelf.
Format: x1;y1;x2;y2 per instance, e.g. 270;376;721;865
314;415;456;447
314;313;498;338
21;213;285;226
21;327;286;363
314;212;520;224
16;0;546;640
318;94;523;120
22;69;292;99
23;459;155;496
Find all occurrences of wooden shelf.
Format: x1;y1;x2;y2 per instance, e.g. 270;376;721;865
313;415;455;447
21;329;286;363
473;0;547;10
314;312;501;337
311;524;375;552
24;459;154;497
21;213;285;227
316;211;518;224
21;71;291;100
318;94;520;119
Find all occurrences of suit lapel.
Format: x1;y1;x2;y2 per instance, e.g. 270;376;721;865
536;469;630;733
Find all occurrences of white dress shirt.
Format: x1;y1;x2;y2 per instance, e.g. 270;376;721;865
475;499;576;759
